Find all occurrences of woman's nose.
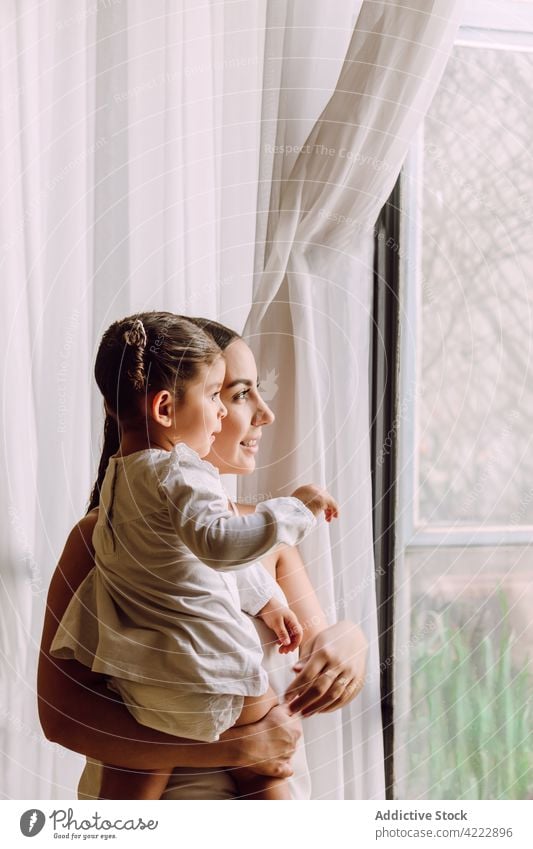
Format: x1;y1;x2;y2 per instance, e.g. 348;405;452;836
253;400;275;426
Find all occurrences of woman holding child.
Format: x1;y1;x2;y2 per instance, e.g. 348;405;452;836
38;314;367;799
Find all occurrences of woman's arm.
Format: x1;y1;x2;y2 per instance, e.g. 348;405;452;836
236;504;368;718
272;544;328;646
38;513;300;775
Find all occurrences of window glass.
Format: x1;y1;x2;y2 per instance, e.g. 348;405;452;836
395;34;533;800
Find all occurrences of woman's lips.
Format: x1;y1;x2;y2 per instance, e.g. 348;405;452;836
240;438;259;454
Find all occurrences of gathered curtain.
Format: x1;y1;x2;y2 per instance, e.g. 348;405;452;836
241;0;465;799
0;0;462;799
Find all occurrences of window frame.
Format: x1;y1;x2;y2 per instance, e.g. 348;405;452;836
371;3;533;797
398;21;533;549
371;181;401;799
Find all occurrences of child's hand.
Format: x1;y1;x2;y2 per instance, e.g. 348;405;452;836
291;484;339;523
258;599;303;654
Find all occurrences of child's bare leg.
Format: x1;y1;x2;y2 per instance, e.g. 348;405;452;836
227;687;291;800
99;764;171;800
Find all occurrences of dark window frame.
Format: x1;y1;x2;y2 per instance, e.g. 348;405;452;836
371;180;402;800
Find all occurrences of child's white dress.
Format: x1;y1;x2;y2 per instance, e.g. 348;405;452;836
77;588;313;799
50;442;314;741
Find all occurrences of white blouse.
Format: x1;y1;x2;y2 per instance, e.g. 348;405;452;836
50;442;315;697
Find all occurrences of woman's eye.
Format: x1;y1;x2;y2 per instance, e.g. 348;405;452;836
234;389;250;401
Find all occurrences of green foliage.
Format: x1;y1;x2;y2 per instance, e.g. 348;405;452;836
406;599;532;800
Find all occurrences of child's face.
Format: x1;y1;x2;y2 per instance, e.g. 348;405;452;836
173;356;227;457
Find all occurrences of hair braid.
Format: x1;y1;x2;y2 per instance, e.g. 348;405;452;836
86;413;120;513
123;317;147;392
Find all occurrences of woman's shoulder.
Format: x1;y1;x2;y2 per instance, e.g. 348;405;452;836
46;513;98;622
72;510;99;546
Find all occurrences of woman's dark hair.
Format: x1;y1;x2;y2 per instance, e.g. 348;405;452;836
188;317;241;352
87;313;241;512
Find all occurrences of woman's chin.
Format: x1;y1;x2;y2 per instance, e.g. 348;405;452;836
225;447;257;475
236;445;258;473
203;446;256;475
237;462;255;475
224;457;255;476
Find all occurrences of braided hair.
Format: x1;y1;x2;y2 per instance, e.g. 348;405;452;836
122;317;148;391
87;311;223;512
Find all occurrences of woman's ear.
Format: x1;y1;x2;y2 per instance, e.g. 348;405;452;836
151;390;174;427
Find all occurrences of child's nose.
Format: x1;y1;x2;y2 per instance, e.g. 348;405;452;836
218;400;227;419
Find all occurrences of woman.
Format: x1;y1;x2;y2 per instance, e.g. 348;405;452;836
38;318;368;799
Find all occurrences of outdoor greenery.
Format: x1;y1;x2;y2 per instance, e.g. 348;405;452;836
406;602;532;800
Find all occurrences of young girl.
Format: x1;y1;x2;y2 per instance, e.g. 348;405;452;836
50;312;338;800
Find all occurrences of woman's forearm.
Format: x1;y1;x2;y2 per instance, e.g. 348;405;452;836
39;656;301;775
273;545;328;648
39;657;242;769
270;544;368;715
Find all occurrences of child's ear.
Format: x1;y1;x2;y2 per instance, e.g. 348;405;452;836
151;390;174;427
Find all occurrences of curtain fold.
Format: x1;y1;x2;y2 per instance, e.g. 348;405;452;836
241;0;465;799
1;0;265;799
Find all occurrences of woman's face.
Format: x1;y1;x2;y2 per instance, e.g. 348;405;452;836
204;338;275;475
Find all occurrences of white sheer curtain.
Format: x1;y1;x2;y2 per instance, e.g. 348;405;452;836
0;0;462;799
0;0;265;799
240;0;465;799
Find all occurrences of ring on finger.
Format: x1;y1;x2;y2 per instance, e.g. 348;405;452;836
322;669;337;679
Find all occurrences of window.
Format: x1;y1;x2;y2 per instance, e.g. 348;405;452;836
373;0;533;800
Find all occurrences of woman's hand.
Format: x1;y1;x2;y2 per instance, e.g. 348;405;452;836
230;703;303;778
283;621;368;717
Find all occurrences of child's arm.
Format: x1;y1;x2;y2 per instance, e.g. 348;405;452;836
232;560;280;616
232;560;302;653
257;599;303;654
160;445;321;570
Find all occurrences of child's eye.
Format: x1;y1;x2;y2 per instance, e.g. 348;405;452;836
211;391;221;401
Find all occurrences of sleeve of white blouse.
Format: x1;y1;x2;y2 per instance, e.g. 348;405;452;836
159;444;315;571
233;561;280;616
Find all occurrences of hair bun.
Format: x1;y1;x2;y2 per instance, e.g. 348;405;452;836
123;318;147;349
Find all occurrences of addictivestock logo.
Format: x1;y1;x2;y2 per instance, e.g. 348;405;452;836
18;807;159;839
20;810;46;837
